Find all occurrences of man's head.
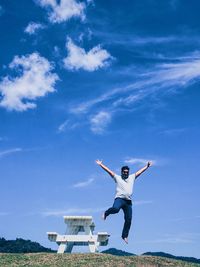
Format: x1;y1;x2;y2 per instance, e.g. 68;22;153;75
121;166;130;180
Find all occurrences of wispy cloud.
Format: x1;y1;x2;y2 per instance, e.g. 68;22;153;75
78;28;93;42
140;233;200;244
95;32;185;47
58;120;69;132
170;215;200;222
124;157;156;166
57;119;79;133
125;36;177;46
63;37;113;71
41;201;152;217
69;81;150;115
160;128;186;136
145;58;200;87
70;54;200;133
24;22;45;35
0;146;50;159
90;111;112;134
73;55;200;111
36;0;86;23
112;93;144;108
0;53;59;111
142;237;192;244
41;206;106;217
0;148;22;158
134;200;153;206
72;177;94;188
96;31;200;48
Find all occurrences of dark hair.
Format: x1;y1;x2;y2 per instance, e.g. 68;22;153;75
121;166;130;172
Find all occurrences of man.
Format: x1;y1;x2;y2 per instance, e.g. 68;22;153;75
96;159;152;244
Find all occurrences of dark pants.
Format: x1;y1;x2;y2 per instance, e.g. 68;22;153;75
105;197;132;239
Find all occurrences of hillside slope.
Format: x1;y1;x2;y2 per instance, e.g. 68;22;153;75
0;238;54;253
0;253;200;267
143;252;200;264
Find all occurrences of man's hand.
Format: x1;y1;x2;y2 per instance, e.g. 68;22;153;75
135;161;153;179
95;159;115;177
147;161;153;168
96;159;103;166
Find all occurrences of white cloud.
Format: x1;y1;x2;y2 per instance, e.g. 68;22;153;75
58;119;69;132
78;28;93;42
69;81;148;115
73;55;200;112
64;52;200;135
57;119;79;133
0;148;22;158
140;232;200;245
130;36;177;45
170;215;200;222
95;31;181;47
73;178;94;188
63;38;112;71
148;58;200;87
112;93;144;107
36;0;86;23
90;111;112;134
160;128;186;136
69;85;128;114
124;157;156;166
41;206;106;217
0;53;59;111
24;22;45;35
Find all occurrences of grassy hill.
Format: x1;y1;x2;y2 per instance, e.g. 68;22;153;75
0;253;200;267
0;238;54;253
102;247;136;256
143;252;200;264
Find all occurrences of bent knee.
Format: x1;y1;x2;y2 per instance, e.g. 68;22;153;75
113;207;120;213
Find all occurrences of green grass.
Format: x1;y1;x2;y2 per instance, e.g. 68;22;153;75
0;253;200;267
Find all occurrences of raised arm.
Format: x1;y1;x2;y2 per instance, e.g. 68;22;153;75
135;161;153;179
95;159;115;177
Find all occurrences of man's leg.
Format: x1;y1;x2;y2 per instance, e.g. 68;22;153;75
104;198;124;219
121;202;132;242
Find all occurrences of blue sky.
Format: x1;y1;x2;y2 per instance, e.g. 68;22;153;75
0;0;200;258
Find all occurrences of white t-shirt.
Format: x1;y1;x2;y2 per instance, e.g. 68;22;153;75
112;173;136;200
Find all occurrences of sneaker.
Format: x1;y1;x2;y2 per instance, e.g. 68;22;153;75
122;237;128;244
102;212;106;220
